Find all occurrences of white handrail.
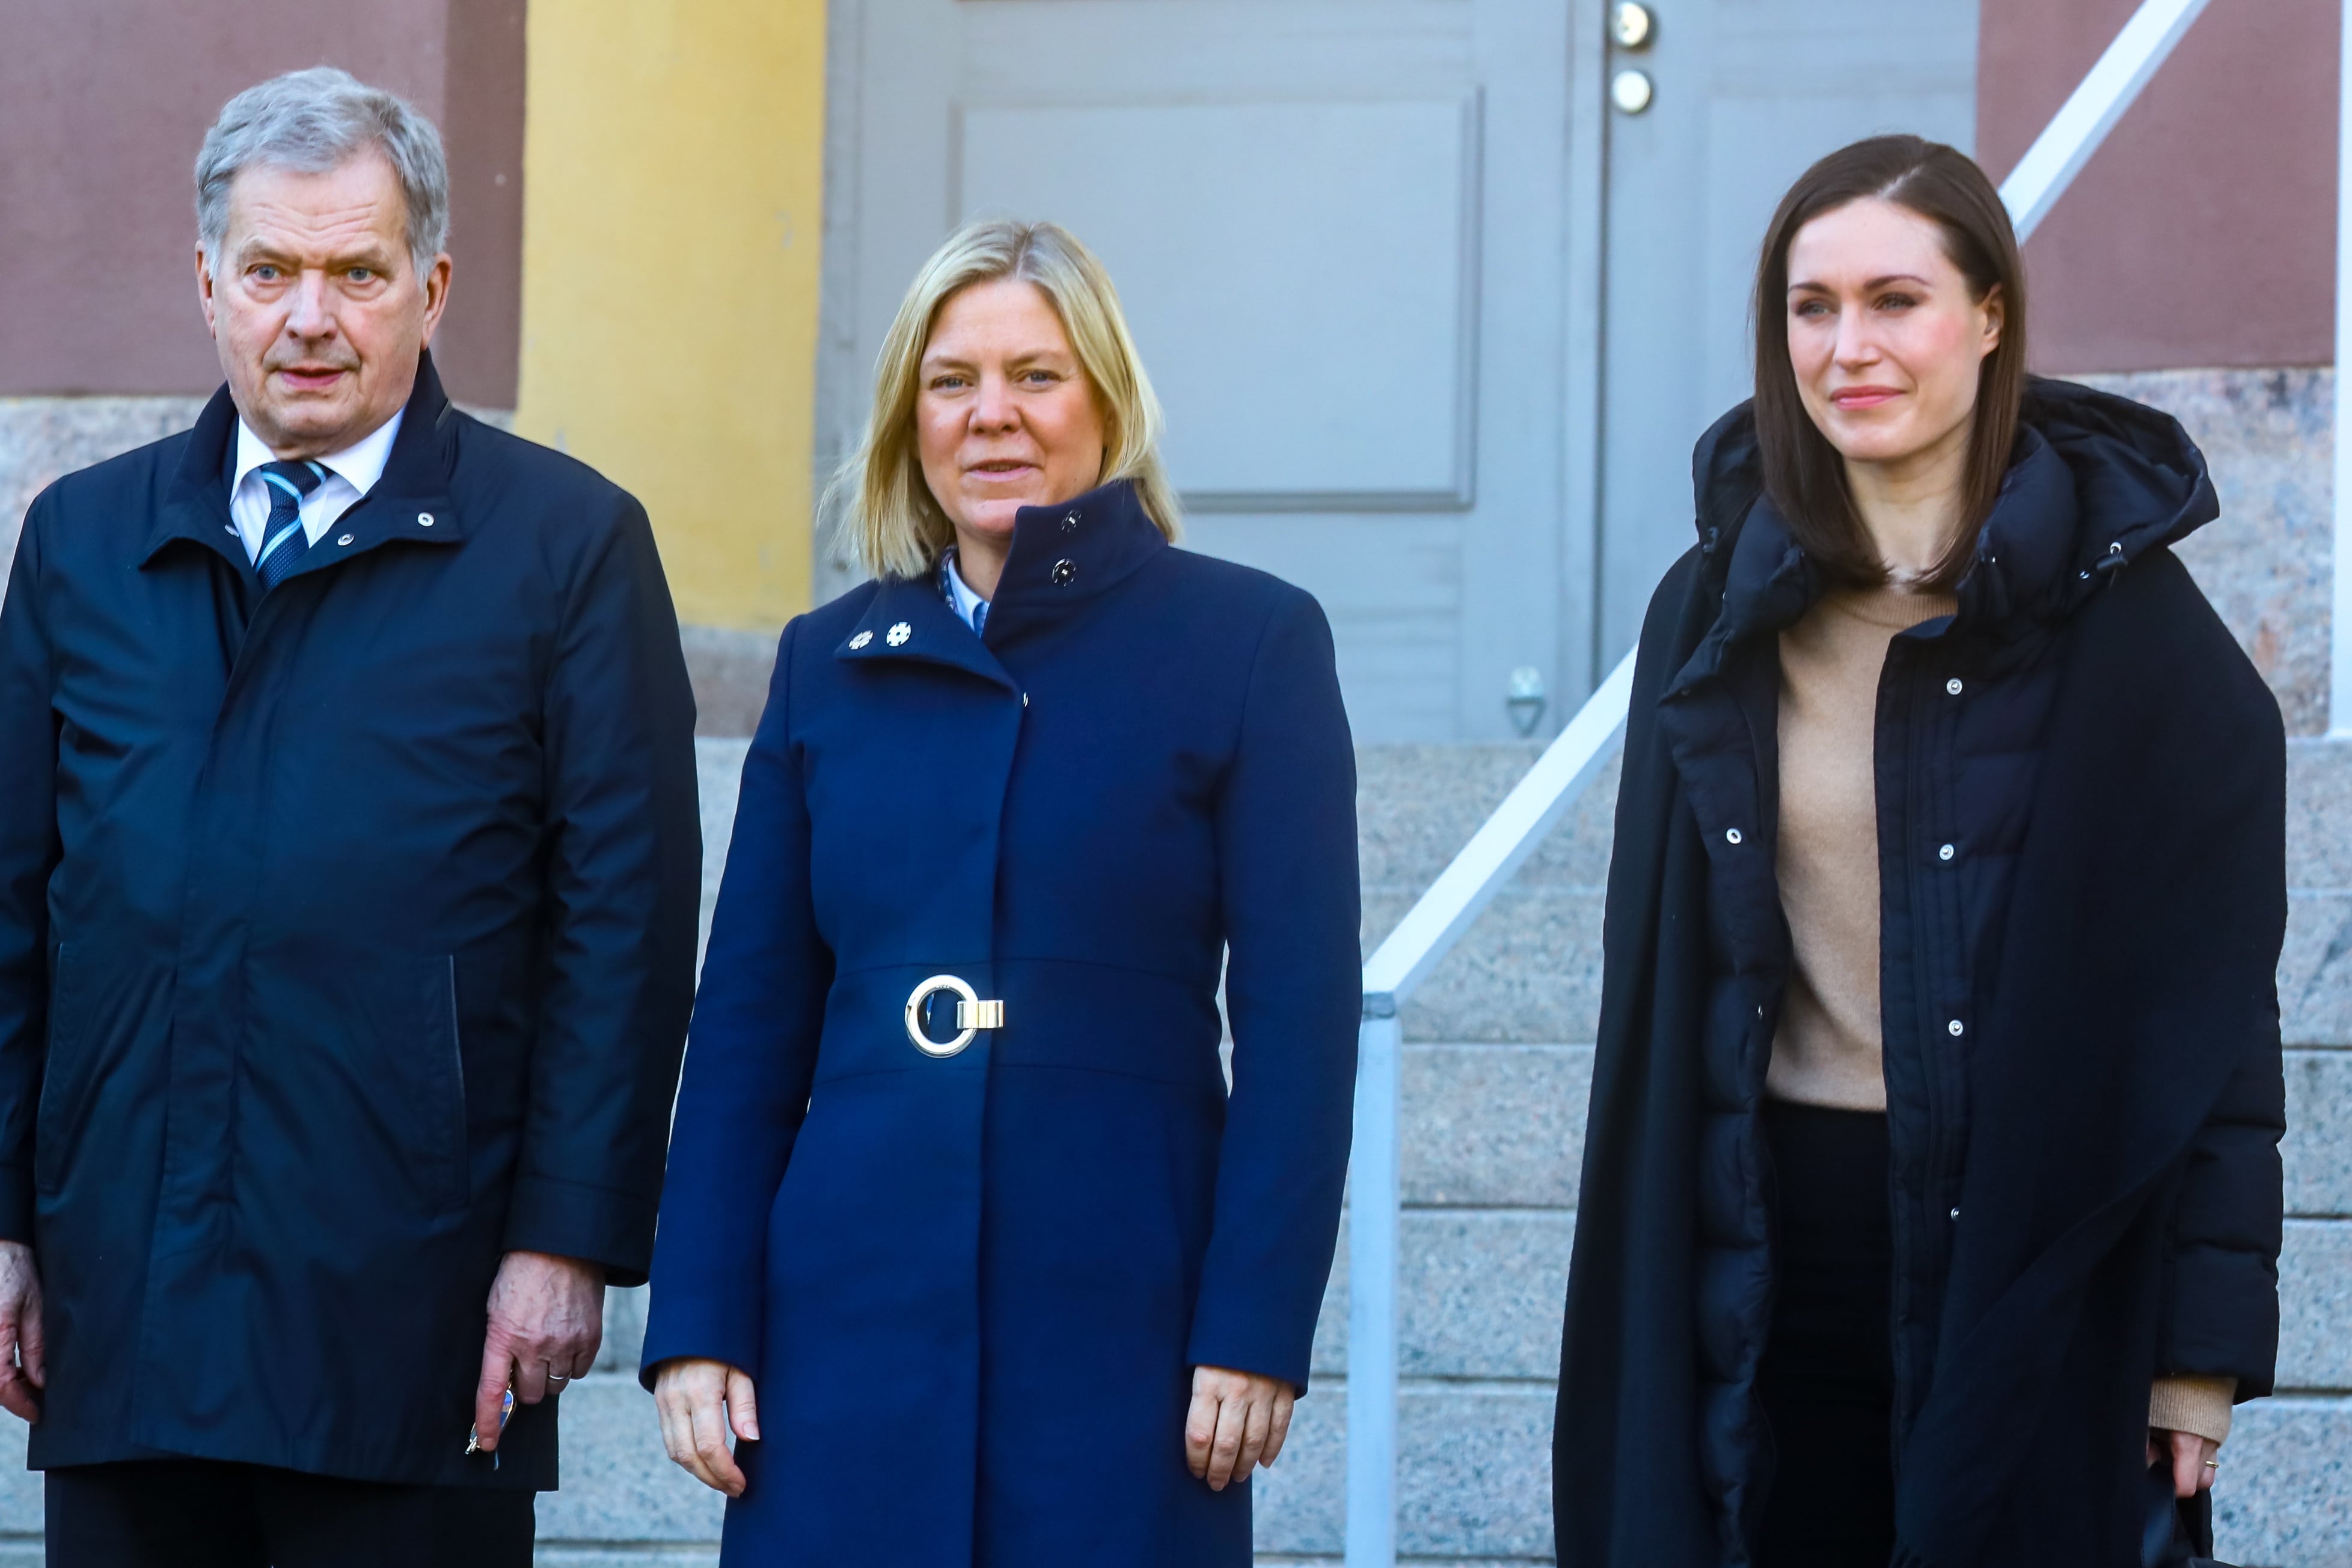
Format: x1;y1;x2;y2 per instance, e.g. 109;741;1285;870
1998;0;2213;243
1360;649;1638;1008
1340;1;2214;1559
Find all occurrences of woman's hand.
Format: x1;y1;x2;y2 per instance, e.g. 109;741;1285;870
1185;1364;1296;1490
654;1357;760;1497
2148;1427;2220;1499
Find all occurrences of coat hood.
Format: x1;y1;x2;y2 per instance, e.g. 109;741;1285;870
1688;376;2220;632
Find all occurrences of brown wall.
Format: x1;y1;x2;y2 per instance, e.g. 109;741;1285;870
0;0;524;405
1978;0;2339;374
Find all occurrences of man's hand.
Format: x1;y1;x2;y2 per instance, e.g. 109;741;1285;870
1185;1364;1295;1491
2149;1427;2222;1499
471;1250;604;1453
652;1357;759;1496
0;1241;41;1424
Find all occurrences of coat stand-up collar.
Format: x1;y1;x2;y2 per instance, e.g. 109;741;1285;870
833;477;1169;690
145;352;466;574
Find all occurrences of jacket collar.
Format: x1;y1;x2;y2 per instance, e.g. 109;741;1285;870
987;476;1168;622
833;571;1015;690
144;351;466;574
831;477;1169;688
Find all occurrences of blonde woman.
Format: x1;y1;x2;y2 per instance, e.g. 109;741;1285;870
640;220;1361;1566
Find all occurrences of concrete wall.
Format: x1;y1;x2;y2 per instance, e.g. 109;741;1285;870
1977;0;2338;374
0;0;526;408
512;1;828;634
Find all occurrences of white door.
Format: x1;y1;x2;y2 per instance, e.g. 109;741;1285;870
818;0;1588;741
817;0;1979;740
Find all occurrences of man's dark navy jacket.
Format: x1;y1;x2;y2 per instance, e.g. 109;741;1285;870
0;353;701;1489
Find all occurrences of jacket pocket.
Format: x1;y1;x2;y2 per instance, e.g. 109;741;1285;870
408;955;471;1216
35;943;86;1196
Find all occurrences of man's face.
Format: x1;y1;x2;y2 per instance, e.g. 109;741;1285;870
197;152;450;459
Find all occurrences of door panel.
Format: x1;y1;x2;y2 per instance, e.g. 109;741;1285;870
960;95;1480;509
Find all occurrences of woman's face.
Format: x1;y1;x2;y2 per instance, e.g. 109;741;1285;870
916;278;1107;550
1784;197;2003;473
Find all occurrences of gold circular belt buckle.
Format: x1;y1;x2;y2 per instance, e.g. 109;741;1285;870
903;975;1003;1058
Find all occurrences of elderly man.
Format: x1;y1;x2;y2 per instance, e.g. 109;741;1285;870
0;68;700;1565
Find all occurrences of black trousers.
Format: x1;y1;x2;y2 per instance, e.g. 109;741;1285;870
1754;1098;1899;1568
44;1459;534;1568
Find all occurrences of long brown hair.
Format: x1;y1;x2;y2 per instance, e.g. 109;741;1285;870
1751;135;2027;589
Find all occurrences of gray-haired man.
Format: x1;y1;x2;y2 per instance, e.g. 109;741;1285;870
0;69;699;1566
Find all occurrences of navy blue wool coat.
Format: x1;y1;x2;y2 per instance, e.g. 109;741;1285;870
642;479;1361;1567
0;355;702;1489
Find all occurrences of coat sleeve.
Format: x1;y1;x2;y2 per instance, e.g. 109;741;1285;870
1184;587;1361;1391
503;494;702;1285
2153;586;2288;1405
640;620;831;1385
0;505;58;1245
2155;1013;2285;1400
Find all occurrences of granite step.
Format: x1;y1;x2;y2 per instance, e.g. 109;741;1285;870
593;734;2352;1565
1246;1386;2352;1567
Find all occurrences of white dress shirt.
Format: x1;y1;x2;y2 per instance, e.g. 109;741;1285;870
227;409;405;566
941;548;990;633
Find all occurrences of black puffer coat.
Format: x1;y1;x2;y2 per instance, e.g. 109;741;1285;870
1553;380;2286;1567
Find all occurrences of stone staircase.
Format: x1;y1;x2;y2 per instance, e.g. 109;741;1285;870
0;744;2333;1565
525;727;2352;1566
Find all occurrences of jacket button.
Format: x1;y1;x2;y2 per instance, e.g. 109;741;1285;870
417;512;435;527
1724;828;1743;845
337;534;355;547
1950;1207;1961;1221
1945;678;1964;696
1051;559;1077;586
1947;1018;1965;1037
1938;843;1955;861
1062;513;1080;533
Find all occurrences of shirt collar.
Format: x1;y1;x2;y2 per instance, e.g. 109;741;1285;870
230;406;408;500
939;547;988;631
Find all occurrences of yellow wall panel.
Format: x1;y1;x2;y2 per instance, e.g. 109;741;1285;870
516;0;825;629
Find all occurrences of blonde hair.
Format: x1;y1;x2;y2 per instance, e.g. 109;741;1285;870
829;219;1181;581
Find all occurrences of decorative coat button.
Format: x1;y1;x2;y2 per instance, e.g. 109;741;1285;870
417;512;435;527
1724;828;1743;845
1938;843;1955;861
1050;559;1077;586
1945;678;1964;696
1061;513;1080;533
337;534;355;547
886;622;911;646
849;630;873;649
1947;1018;1965;1037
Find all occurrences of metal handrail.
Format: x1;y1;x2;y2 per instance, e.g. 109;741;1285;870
1340;1;2216;1558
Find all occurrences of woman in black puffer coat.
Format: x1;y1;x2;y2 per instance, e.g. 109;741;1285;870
1552;136;2285;1568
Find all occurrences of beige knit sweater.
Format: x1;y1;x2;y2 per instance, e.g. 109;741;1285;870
1771;584;2234;1446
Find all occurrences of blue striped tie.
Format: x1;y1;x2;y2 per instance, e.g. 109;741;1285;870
254;459;328;590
